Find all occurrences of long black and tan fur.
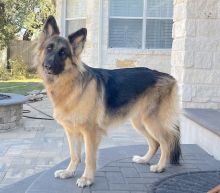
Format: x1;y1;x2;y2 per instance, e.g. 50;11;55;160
36;16;181;188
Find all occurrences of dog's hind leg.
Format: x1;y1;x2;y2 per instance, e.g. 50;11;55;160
76;128;102;188
55;131;82;179
132;117;159;164
142;115;171;173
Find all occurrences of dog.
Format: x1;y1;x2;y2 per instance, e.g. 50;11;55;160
36;16;181;188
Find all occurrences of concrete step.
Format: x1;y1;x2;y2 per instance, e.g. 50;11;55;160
25;144;220;193
0;172;42;193
181;108;220;160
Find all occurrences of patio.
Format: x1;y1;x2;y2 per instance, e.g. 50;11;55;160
18;145;220;193
0;0;220;192
0;98;219;193
0;98;146;188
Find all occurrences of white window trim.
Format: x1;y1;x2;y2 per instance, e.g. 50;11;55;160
61;0;66;36
108;0;173;50
142;0;147;49
62;0;86;36
65;17;86;21
109;16;143;19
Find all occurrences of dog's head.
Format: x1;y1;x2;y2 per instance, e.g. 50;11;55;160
37;16;87;76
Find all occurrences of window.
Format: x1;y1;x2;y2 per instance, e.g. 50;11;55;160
65;0;86;36
109;0;173;49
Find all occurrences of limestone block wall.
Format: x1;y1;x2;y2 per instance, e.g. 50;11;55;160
82;0;100;67
101;49;171;73
181;115;220;160
171;0;220;109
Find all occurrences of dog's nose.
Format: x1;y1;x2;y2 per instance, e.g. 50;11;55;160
44;63;53;70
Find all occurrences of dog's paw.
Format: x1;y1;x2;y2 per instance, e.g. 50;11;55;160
54;169;74;179
150;164;165;173
76;177;93;188
132;155;148;164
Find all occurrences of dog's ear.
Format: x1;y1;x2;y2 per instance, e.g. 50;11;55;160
68;28;87;57
39;16;60;47
43;15;60;38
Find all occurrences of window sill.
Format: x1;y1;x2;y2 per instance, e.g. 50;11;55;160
107;48;171;55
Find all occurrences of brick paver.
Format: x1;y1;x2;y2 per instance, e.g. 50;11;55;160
0;97;220;193
24;145;220;193
0;98;145;187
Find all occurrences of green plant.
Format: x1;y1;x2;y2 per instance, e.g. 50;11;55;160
0;63;11;80
0;0;55;49
0;57;40;80
9;56;28;79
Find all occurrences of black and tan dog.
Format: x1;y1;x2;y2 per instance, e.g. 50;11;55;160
36;16;181;188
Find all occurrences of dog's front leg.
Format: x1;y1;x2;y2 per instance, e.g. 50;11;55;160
55;131;82;179
76;129;102;188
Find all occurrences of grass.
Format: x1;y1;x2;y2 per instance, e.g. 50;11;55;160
0;79;44;95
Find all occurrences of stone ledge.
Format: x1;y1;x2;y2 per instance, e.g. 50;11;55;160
0;172;42;193
24;145;220;193
183;108;220;137
0;93;27;106
0;93;27;131
107;48;171;55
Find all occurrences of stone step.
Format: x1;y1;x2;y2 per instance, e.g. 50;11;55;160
25;144;220;193
181;108;220;160
0;172;42;193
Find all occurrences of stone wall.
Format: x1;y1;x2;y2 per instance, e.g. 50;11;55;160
181;114;220;160
0;104;22;132
82;0;100;67
172;0;220;109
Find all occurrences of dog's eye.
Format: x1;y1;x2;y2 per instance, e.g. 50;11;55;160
47;44;53;52
59;49;66;57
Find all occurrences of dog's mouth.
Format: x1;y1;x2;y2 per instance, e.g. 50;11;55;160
43;62;64;76
43;68;54;75
45;70;55;75
43;66;59;75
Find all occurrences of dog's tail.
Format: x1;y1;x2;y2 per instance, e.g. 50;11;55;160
170;124;181;164
168;82;181;165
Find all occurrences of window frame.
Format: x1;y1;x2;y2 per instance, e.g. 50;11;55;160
108;0;173;50
63;0;87;37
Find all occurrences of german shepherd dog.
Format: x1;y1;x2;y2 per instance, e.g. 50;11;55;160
36;16;181;188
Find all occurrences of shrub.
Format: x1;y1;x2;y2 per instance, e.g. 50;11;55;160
0;64;11;80
0;57;39;80
9;56;29;79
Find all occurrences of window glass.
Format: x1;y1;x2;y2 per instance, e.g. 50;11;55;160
145;19;173;49
66;19;86;36
109;19;143;48
110;0;143;17
108;0;173;49
146;0;173;18
66;0;86;18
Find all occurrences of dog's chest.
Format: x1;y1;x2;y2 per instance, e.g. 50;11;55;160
53;104;93;129
49;79;98;128
54;110;81;126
